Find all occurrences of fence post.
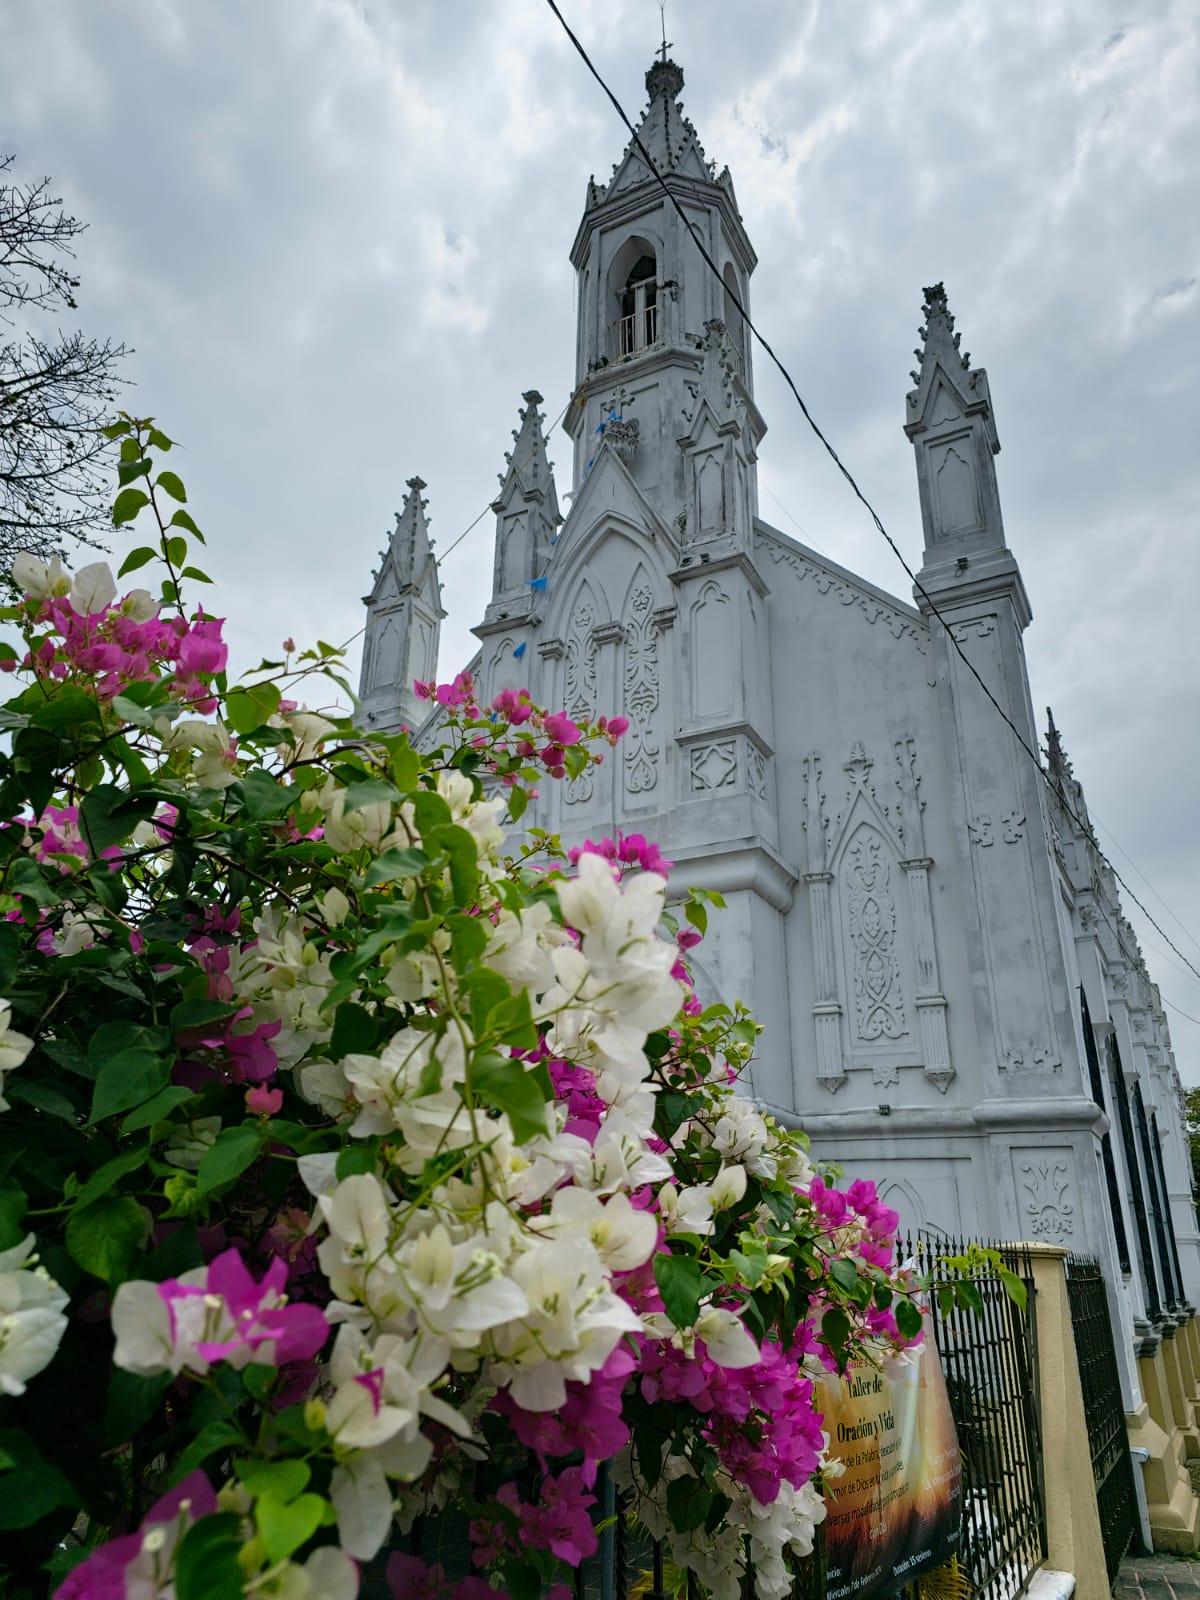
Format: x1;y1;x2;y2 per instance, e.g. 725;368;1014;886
1128;1321;1200;1550
1023;1243;1111;1599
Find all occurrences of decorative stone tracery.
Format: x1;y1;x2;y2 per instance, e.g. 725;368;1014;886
802;737;953;1093
623;579;661;796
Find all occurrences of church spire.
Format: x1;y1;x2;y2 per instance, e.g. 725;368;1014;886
484;389;560;622
358;476;444;733
904;282;1029;625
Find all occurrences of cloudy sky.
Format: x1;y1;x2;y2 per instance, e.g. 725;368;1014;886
3;0;1199;1069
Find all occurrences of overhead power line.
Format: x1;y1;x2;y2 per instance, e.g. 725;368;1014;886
542;0;1200;994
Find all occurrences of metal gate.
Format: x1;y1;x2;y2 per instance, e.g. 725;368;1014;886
1065;1254;1139;1586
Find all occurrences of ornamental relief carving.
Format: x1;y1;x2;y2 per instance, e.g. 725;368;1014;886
623;580;661;796
1019;1159;1074;1242
690;740;737;792
844;826;906;1044
757;539;929;655
563;596;598;806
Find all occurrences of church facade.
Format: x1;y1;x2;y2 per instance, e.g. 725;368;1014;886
358;56;1200;1538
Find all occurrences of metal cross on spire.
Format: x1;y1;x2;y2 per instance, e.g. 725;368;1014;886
657;0;672;63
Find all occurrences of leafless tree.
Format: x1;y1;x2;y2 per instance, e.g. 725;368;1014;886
1;154;129;567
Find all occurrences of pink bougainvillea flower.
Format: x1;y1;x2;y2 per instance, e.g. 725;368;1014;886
385;1554;496;1600
54;1471;217;1599
245;1084;283;1115
112;1248;329;1376
540;711;582;746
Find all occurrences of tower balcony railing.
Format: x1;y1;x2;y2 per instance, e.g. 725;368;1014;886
606;303;659;361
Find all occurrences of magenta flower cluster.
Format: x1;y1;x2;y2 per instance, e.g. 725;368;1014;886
20;590;228;712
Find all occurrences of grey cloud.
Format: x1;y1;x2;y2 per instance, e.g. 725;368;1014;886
3;0;1199;1058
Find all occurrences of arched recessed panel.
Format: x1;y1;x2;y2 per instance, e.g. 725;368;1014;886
374;614;402;688
696;452;725;534
691;580;733;720
933;443;979;536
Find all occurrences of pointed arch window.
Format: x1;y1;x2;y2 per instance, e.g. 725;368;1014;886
611;254;659;359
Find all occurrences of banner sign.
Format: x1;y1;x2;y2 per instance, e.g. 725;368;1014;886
817;1321;963;1600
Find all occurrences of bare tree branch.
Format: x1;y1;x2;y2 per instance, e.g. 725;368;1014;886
0;154;131;567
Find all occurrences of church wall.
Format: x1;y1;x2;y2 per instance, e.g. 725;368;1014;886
754;532;985;1128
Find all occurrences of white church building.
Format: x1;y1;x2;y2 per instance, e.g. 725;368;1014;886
357;55;1200;1541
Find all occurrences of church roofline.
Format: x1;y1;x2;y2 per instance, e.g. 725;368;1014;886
751;518;928;631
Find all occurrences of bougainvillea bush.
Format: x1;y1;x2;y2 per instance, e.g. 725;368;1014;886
0;420;956;1600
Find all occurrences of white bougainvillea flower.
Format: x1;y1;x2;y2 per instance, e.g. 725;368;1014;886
694;1306;760;1368
12;551;71;601
0;1000;34;1112
69;561;118;614
0;1235;69;1396
532;1186;658;1273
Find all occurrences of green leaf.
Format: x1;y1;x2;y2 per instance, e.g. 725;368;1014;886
225;683;280;735
180;565;213;583
471;1051;551;1142
80;784;156;855
148;428;174;451
0;1429;80;1529
335;1143;378;1179
172;1423;245;1482
66;1195;149;1285
90;1044;171;1124
666;1475;711;1534
165;535;187;567
256;1491;326;1563
171;998;240;1033
997;1265;1028;1312
0;923;18;992
364;845;428;888
329;1001;377;1059
507;785;528;823
820;1305;852;1367
4;1078;79;1122
894;1297;924;1341
195;1123;265;1194
238;768;293;821
435;823;480;905
117;545;159;577
829;1256;858;1294
170;507;205;545
122;1085;196;1136
156;470;187;502
235;1458;310;1502
343;778;400;811
75;1137;152;1210
113;487;150;525
174;1512;245;1600
105;1370;171;1447
653;1252;703;1329
118;457;152;486
954;1279;984;1315
0;1181;28;1250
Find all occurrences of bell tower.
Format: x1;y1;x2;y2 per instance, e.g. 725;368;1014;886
566;57;765;526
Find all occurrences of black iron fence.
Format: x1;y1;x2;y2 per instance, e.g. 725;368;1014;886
1065;1254;1139;1585
898;1236;1047;1600
366;1238;1048;1600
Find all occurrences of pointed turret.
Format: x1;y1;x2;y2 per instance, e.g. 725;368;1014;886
904;283;1029;626
1045;707;1092;837
359;476;445;733
484;390;560;623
